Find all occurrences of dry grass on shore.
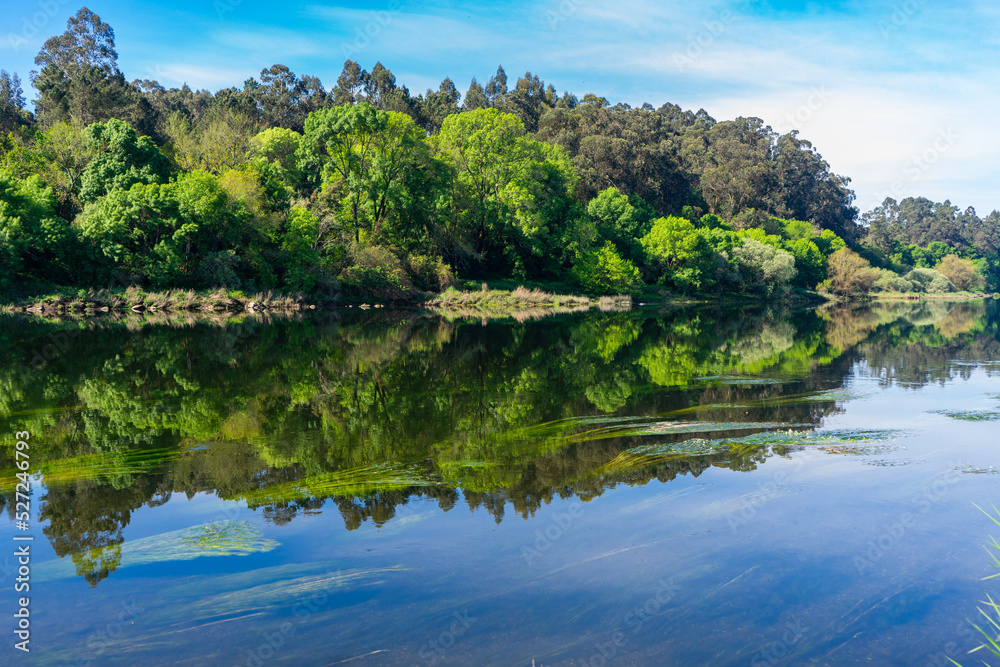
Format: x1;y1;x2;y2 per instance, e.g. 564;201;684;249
426;285;632;320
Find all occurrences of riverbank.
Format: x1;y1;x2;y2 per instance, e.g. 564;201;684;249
4;282;989;323
869;291;996;301
0;286;314;316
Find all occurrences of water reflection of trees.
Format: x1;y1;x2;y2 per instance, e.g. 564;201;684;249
1;298;996;584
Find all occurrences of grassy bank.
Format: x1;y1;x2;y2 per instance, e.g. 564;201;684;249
424;285;632;322
869;291;996;301
0;286;314;316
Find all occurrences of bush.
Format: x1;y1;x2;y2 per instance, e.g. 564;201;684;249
904;267;955;294
572;242;643;295
341;246;413;299
820;248;878;295
405;254;455;293
935;254;985;292
196;250;242;288
640;216;716;292
729;237;797;294
872;268;914;293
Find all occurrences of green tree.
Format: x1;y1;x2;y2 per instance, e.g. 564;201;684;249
436;108;574;275
298;102;427;245
729;237;797;294
572;242;642;294
417;78;461;133
640;216;716;292
935;254;985;292
0;71;30;132
167;107;259;174
31;8;152;133
77;170;262;287
0;170;75;284
819;248;878;296
79;119;171;203
251;127;302;187
586;187;649;258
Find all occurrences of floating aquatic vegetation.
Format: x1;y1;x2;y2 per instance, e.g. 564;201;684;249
929;409;1000;422
237;462;439;505
180;521;277;554
650;388;870;419
560;415;649;426
623;421;807;437
36;521;278;581
591;428;907;478
694;375;791;385
821;443;902;456
957;465;1000;475
0;447;180;493
730;428;906;448
864;459;912;467
796;388;873;402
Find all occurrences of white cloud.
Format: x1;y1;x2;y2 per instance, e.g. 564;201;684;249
153;64;252;90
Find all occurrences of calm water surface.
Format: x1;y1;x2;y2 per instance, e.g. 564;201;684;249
1;300;999;666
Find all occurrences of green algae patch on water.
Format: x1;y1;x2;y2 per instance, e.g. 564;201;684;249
622;421;809;437
694;375;792;386
236;462;440;505
180;521;278;554
35;520;278;581
0;447;181;493
929;409;1000;421
592;428;908;477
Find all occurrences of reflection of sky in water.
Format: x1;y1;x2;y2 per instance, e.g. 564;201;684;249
3;304;1000;665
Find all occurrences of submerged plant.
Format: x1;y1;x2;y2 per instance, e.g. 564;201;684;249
951;505;1000;665
932;410;1000;422
237;462;439;505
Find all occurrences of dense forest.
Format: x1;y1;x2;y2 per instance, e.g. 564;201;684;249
1;8;997;300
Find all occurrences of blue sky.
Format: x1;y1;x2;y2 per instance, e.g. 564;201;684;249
2;0;998;215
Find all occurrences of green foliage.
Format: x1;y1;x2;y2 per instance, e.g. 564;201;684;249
936;254;985;292
76;170;260;288
436;107;576;276
872;268;915;293
640;216;717;292
298;103;429;248
0;170;75;284
782;237;825;287
820;247;878;295
405;254;455;292
279;206;322;291
729;237;797;294
586;187;650;259
572;242;643;295
779;218;814;240
904;267;955;294
251;127;301;187
341;245;413;298
79;119;171;203
814;229;846;257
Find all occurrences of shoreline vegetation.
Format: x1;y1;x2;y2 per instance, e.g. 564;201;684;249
0;283;634;321
2;10;1000;318
1;282;993;325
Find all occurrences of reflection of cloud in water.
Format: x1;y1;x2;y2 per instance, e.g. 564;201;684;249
617;485;710;515
36;520;278;581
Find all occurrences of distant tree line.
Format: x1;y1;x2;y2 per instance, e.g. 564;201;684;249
0;7;995;298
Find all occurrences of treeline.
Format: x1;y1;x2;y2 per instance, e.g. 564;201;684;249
0;8;996;299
